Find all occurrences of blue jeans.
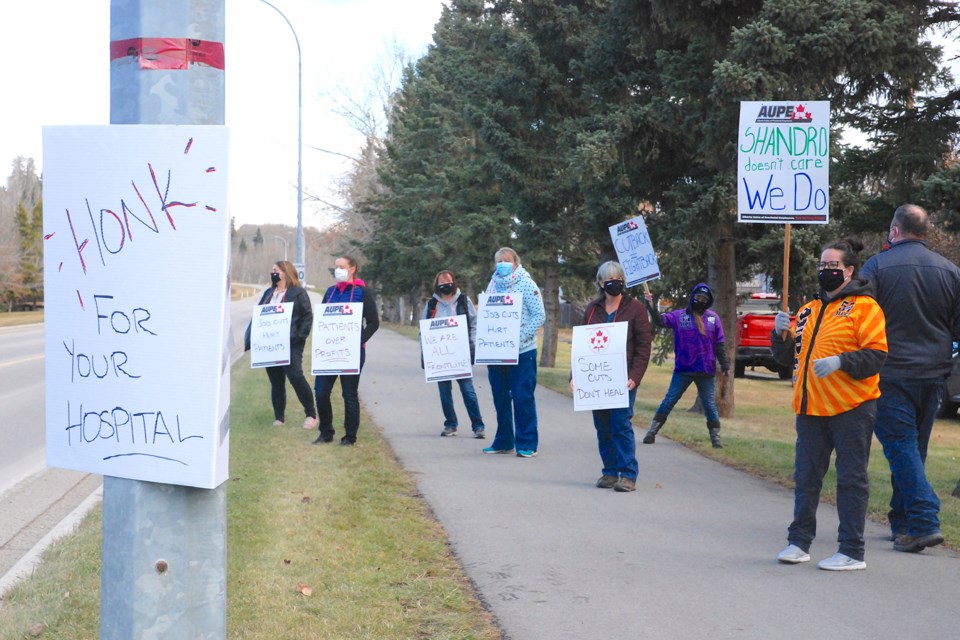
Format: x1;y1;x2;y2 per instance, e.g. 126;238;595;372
438;377;485;431
654;372;720;425
873;377;943;536
788;401;875;561
592;388;638;479
315;348;366;443
487;349;538;452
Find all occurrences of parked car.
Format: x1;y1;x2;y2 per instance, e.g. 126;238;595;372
936;343;960;418
735;293;793;379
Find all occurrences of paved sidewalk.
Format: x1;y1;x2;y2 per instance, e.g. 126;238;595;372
362;328;959;640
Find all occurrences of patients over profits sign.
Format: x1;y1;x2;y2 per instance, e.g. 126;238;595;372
737;101;830;224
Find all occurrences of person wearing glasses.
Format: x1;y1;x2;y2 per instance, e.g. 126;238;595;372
861;204;960;553
642;282;730;448
772;239;887;571
254;260;318;430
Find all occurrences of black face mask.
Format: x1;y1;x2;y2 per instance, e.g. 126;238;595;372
437;283;455;296
270;272;281;286
602;280;625;296
818;268;845;291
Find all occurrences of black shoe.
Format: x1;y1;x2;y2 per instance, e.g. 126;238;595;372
312;433;333;445
440;427;457;437
339;437;355;446
473;428;486;439
893;531;944;553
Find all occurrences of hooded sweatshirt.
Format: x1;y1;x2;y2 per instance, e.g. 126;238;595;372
487;264;546;354
648;283;727;375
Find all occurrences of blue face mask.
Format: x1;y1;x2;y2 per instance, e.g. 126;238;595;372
495;262;514;277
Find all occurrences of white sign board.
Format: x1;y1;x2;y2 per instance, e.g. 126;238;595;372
42;125;231;489
249;302;293;368
608;217;660;287
571;322;629;411
312;302;363;375
420;315;473;382
738;100;830;224
474;292;523;365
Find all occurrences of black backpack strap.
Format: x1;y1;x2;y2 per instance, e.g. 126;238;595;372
427;297;439;319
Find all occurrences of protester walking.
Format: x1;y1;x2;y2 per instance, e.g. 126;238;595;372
482;247;546;458
573;261;651;492
860;204;960;553
642;283;729;448
423;270;486;438
772;238;887;571
252;260;318;430
313;256;380;446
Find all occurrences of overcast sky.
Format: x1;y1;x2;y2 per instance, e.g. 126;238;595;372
0;0;446;229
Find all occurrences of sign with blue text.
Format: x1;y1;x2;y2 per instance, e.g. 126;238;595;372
312;302;363;375
474;292;523;364
571;322;629;411
42;125;231;489
249;302;293;368
419;314;473;382
608;216;660;287
738;101;830;224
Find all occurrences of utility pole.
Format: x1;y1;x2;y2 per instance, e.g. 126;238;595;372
104;1;227;637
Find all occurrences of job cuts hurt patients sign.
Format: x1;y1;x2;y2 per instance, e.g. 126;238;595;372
42;125;231;489
420;315;473;383
312;302;363;375
609;217;660;287
738;101;830;224
250;302;294;368
571;322;629;411
475;292;523;364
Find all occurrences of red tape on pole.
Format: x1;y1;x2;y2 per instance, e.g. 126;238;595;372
110;38;225;70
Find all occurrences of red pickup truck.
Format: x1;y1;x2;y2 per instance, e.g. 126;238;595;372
735;293;792;379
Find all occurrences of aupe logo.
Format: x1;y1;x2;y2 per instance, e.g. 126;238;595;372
755;103;814;123
429;318;458;329
260;304;284;315
615;219;639;235
487;295;514;306
323;305;354;316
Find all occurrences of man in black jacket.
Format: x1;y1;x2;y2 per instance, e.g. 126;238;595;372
861;204;960;552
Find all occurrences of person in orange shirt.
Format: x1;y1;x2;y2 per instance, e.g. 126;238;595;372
771;238;887;571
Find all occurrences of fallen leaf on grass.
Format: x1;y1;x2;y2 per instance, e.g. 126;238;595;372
301;496;311;504
30;623;45;636
295;582;313;596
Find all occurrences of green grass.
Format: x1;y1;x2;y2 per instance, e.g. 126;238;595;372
0;355;500;640
0;310;43;327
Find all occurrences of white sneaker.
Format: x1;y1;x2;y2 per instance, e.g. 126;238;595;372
777;544;810;564
817;552;865;571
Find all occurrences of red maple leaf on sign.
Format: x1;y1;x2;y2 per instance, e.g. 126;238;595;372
589;329;610;352
793;104;813;120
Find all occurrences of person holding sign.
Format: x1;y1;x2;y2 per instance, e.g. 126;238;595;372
313;256;380;446
771;239;887;571
422;270;486;438
256;261;317;429
642;283;730;448
483;247;545;457
573;261;651;492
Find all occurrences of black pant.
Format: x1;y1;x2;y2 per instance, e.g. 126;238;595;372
265;340;316;422
315;348;366;443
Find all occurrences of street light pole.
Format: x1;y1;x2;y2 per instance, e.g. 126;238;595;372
273;235;288;261
258;0;304;273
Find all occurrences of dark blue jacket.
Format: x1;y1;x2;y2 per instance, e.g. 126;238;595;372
322;279;380;346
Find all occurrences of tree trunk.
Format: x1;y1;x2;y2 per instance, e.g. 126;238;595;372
539;262;560;368
708;213;738;419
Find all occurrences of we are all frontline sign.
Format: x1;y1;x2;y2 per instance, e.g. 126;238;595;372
738;101;830;224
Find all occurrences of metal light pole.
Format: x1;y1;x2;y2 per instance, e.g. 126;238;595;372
273;235;288;261
258;0;304;278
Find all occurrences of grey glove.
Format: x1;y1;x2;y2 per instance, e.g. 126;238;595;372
812;355;841;378
774;311;791;334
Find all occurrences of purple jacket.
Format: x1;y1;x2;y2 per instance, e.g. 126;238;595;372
651;283;727;376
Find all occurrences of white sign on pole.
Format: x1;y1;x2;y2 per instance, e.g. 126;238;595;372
474;292;523;365
571;322;629;411
419;315;473;382
294;262;306;287
608;217;660;287
737;100;830;224
42;125;231;489
312;302;363;375
249;302;294;368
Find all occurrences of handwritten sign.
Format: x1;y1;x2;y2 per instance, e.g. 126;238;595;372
609;217;660;287
249;302;293;368
312;302;362;375
571;322;629;411
42;125;231;489
738;101;830;224
474;292;523;365
420;314;473;382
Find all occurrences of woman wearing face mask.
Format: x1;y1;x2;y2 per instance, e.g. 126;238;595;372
422;270;486;438
771;238;887;571
572;261;652;492
482;247;546;458
642;282;730;448
254;260;318;429
313;256;379;446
